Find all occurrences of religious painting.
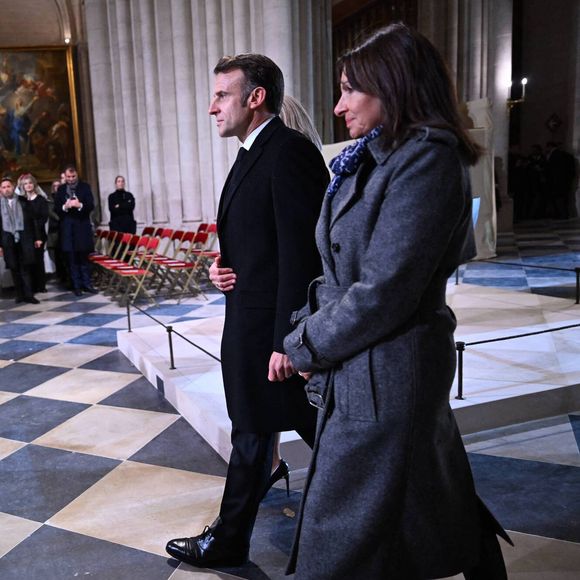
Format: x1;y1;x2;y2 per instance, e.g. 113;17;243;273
0;46;81;182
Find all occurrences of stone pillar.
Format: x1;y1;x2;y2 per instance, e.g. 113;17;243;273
84;0;332;230
418;0;513;232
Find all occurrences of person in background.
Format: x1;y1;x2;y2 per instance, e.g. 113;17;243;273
18;173;49;292
47;179;67;286
280;95;323;151
283;23;511;579
55;164;97;296
545;141;576;219
0;176;39;304
108;175;136;233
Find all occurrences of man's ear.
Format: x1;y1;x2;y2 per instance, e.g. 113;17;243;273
247;86;267;110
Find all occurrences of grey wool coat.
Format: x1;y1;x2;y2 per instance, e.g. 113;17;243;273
284;127;506;579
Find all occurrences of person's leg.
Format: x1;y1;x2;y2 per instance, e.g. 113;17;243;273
67;251;82;292
271;432;282;472
12;244;34;301
33;247;46;292
79;254;94;289
166;429;275;567
216;429;275;546
10;267;25;302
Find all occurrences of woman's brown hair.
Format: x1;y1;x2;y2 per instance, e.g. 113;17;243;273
338;23;482;165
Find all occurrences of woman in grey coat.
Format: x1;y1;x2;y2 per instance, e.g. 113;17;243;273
284;24;511;579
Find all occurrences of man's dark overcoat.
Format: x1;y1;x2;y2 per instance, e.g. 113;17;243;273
217;116;328;433
0;196;39;268
285;128;509;579
55;181;95;253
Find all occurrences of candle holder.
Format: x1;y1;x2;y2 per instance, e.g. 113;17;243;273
507;77;528;110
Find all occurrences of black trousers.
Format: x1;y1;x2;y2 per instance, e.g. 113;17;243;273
9;243;33;300
216;423;316;548
66;251;92;290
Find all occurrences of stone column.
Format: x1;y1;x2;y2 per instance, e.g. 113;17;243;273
84;0;333;230
418;0;513;232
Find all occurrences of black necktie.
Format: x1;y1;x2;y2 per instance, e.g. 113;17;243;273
230;147;247;184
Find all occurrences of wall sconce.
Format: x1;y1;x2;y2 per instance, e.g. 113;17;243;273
507;77;528;110
64;37;71;45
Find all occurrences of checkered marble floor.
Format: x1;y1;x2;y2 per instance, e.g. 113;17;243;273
0;219;579;579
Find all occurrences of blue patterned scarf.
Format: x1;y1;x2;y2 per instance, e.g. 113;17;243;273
326;125;383;197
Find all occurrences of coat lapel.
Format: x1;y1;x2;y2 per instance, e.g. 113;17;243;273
315;195;335;280
217;117;282;227
329;136;397;230
328;165;368;230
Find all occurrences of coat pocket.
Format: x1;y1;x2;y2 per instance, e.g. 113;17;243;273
334;349;377;422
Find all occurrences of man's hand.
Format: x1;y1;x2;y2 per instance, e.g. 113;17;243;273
268;351;296;382
34;240;43;248
209;255;237;292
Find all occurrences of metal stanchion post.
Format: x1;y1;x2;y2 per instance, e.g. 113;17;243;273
455;341;465;400
126;302;132;332
166;325;176;369
455;267;460;285
575;268;580;305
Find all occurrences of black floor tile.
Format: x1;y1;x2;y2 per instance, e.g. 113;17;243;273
52;301;105;313
0;362;69;393
69;328;119;347
100;376;178;414
0;396;89;441
129;417;227;476
0;310;41;323
80;349;140;373
59;313;124;327
0;525;175;580
0;339;56;361
0;323;45;339
0;445;119;522
469;453;580;543
529;286;577;300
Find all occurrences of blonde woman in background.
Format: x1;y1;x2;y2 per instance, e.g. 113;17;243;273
18;173;49;292
280;95;323;151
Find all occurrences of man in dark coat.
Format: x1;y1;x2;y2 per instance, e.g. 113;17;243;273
0;176;40;304
54;165;97;296
545;141;577;219
165;54;328;568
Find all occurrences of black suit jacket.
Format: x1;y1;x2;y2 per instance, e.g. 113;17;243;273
217;116;328;432
55;181;95;253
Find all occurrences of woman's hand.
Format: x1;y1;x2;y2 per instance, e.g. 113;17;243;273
209;255;237;292
298;371;312;381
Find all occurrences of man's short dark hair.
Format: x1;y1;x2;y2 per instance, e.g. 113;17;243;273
214;54;284;115
0;175;13;184
63;164;77;173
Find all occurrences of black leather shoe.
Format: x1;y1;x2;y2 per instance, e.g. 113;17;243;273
73;289;82;297
261;459;290;500
24;297;40;304
82;286;98;294
166;526;248;568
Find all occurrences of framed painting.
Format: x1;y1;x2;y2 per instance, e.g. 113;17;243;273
0;46;81;182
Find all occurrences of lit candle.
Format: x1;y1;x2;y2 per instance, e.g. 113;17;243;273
521;77;528;99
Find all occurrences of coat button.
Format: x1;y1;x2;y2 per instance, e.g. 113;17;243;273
331;242;341;253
